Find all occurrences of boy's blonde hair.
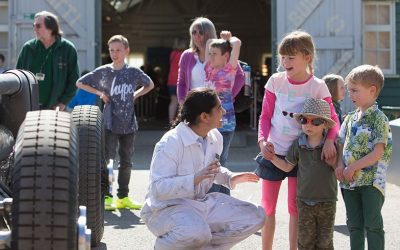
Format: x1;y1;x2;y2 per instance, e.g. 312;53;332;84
278;30;316;73
108;35;129;49
345;64;384;97
323;74;344;102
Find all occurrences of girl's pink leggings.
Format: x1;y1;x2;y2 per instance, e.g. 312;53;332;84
261;177;298;216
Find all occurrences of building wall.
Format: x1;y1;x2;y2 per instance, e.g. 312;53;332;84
6;0;100;71
379;2;400;107
275;0;360;77
275;0;361;113
0;1;9;69
274;0;400;112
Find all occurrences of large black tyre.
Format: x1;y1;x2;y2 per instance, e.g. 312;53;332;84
71;105;104;246
11;110;79;250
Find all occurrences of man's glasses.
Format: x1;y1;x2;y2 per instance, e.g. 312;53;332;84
33;23;42;29
282;111;294;118
191;29;204;36
299;116;325;126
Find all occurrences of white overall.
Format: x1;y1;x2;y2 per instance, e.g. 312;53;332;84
141;123;266;250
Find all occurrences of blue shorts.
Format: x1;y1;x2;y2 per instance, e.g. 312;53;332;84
254;153;298;181
168;86;177;96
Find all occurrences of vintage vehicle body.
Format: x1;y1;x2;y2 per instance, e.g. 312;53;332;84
0;70;104;250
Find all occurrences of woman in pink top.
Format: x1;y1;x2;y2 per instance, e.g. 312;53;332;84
167;37;186;122
177;17;245;195
256;30;339;250
177;17;244;105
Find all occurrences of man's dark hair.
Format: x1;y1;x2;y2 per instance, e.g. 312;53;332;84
35;11;63;38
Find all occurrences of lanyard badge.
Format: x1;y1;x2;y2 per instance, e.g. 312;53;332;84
36;73;45;81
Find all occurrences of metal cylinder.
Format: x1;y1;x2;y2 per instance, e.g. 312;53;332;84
107;160;114;195
0;73;21;96
243;65;252;96
0;70;39;137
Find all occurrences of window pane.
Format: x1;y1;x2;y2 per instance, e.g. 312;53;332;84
379;32;390;49
365;51;377;65
365;32;377;49
376;51;390;69
378;5;390;24
378;51;390;69
362;2;394;74
364;5;377;25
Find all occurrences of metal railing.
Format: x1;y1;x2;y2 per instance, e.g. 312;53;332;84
135;89;157;122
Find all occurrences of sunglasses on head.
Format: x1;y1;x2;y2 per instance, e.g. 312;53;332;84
191;29;204;36
33;23;42;29
299;116;325;126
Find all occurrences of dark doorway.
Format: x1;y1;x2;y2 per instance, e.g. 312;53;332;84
102;0;271;129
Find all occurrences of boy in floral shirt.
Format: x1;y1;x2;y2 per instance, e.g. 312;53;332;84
336;65;392;250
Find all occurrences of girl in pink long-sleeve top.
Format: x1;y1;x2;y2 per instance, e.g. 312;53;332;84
256;30;339;250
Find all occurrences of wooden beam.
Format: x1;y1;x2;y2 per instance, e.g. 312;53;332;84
170;0;189;14
255;0;268;16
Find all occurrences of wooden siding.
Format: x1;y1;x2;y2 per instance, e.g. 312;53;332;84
275;0;362;113
274;0;400;111
275;0;361;77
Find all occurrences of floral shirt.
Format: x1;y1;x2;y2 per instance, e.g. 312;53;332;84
205;62;236;132
338;104;392;195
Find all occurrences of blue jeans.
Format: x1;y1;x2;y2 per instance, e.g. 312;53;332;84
208;131;234;195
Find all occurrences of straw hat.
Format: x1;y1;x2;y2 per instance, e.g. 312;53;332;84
293;98;336;128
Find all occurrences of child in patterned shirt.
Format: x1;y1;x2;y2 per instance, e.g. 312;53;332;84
336;64;392;250
203;30;241;195
77;35;154;211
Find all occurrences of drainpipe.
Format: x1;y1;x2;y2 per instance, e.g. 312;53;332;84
271;0;277;74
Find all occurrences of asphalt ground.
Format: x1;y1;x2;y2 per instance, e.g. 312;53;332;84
94;123;400;250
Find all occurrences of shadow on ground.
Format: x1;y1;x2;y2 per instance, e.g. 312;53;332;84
334;225;349;236
92;242;107;250
104;209;144;229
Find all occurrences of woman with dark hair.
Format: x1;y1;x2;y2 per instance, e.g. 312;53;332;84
141;88;265;250
16;10;79;110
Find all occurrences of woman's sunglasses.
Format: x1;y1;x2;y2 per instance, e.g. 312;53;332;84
33;23;42;29
299;116;325;126
282;111;294;118
191;29;204;36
